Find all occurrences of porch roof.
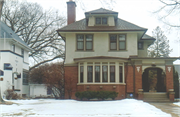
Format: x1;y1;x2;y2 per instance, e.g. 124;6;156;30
74;56;128;61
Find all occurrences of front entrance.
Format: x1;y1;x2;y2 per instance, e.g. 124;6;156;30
142;68;166;92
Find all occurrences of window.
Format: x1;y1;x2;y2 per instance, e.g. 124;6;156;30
77;35;84;50
119;66;123;83
110;35;117;50
110;34;126;50
77;34;93;51
102;66;108;82
23;70;29;85
80;66;84;83
79;62;124;84
119;35;126;50
110;66;115;82
95;66;100;82
87;66;93;82
96;17;107;25
4;63;13;70
138;42;143;49
21;49;24;61
12;44;15;52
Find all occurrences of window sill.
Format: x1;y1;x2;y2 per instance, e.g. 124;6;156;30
94;24;109;26
138;49;144;50
108;50;127;52
77;83;126;85
75;50;94;52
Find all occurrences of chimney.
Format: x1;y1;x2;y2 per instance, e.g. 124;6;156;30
67;0;76;25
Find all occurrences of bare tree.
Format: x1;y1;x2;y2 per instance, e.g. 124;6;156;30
30;62;64;99
0;0;4;19
74;0;116;11
155;0;180;27
1;1;66;70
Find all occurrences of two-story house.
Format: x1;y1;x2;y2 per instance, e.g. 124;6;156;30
57;0;179;100
0;21;32;98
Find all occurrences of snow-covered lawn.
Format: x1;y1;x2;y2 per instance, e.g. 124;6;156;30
0;99;171;117
174;101;180;107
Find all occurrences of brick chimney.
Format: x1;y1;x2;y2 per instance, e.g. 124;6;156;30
67;0;76;25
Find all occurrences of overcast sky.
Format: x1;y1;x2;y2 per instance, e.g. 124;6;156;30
26;0;180;64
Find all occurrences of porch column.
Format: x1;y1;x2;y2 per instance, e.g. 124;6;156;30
166;65;174;101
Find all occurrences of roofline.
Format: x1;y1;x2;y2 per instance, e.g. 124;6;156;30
129;57;180;60
11;38;33;51
85;12;118;15
57;29;147;33
74;56;128;61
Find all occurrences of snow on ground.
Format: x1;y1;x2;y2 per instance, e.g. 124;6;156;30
174;102;180;107
0;99;171;117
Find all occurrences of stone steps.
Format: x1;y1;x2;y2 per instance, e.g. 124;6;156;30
143;92;171;102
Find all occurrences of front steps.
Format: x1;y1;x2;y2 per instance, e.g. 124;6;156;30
143;92;171;102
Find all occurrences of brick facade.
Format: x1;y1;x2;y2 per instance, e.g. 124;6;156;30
64;65;175;100
165;65;174;91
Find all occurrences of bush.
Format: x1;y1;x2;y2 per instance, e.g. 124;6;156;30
4;89;20;100
75;91;118;100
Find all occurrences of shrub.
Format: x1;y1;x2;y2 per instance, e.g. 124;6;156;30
75;91;118;100
4;89;20;100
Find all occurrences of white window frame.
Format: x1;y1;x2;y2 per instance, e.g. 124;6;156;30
78;62;125;84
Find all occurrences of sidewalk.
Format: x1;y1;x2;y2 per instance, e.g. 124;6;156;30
150;102;180;117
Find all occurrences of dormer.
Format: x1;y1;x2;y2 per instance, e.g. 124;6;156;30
85;8;118;27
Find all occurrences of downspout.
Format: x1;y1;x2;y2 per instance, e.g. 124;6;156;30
125;62;128;98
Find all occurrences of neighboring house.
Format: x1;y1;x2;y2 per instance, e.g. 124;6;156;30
57;0;179;100
29;84;52;98
0;21;32;98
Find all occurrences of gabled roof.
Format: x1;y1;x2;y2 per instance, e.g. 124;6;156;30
0;21;31;50
57;18;147;32
85;8;118;14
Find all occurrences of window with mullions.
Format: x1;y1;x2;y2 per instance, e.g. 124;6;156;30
87;66;93;82
95;66;100;82
77;34;93;50
80;66;83;83
110;35;117;50
96;17;107;25
110;66;115;82
119;66;123;83
110;34;126;50
102;66;108;82
23;70;29;85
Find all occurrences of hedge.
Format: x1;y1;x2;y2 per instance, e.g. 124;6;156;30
75;91;118;100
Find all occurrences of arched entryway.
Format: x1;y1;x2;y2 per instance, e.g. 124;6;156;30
142;67;166;92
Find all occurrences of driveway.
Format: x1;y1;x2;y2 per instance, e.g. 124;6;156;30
150;103;180;117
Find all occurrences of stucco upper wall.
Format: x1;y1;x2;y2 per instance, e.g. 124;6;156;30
65;33;138;64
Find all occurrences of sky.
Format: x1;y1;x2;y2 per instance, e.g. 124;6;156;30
25;0;180;64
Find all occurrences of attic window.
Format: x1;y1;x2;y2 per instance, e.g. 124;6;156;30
95;17;107;25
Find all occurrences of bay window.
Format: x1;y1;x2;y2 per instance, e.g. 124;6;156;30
78;62;124;84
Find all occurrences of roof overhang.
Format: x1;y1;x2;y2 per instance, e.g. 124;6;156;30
74;56;128;62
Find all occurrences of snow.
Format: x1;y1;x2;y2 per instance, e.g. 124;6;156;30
174;102;180;107
0;99;171;117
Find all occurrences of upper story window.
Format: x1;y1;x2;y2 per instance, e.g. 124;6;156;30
21;49;24;58
12;44;15;52
110;34;126;50
138;42;143;49
95;17;107;25
77;34;93;51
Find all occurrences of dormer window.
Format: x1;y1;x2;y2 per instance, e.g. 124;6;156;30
95;17;107;25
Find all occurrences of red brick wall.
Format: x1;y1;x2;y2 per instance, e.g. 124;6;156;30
77;85;126;100
126;65;133;93
135;65;142;94
166;65;174;92
64;66;78;99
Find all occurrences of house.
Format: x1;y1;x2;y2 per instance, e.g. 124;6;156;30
0;21;32;98
57;0;180;100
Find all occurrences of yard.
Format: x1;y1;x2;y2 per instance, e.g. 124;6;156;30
0;99;171;117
